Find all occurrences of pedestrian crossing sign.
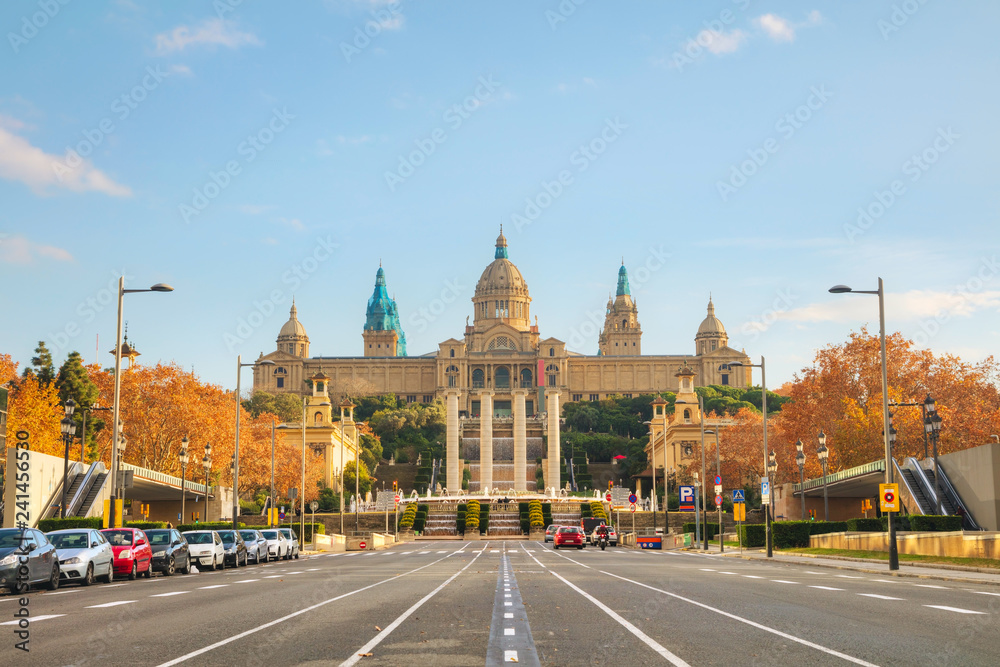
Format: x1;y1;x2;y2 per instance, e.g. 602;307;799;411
732;489;745;503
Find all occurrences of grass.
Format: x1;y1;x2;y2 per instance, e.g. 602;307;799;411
783;547;1000;570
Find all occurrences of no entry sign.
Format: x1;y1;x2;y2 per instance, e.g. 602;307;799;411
359;541;367;549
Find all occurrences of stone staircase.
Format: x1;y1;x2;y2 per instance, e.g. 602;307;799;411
421;504;457;536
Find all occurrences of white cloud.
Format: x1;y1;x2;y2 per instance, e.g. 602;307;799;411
154;18;262;55
755;11;824;43
0;119;131;197
275;217;306;231
774;289;1000;325
692;28;747;55
0;235;73;265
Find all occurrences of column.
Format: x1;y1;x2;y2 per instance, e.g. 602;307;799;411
446;390;460;493
546;391;560;496
480;391;493;495
323;445;333;490
513;389;527;493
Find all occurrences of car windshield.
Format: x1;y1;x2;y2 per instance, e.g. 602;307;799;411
218;531;237;543
0;530;27;548
103;530;133;546
184;533;213;544
239;531;258;541
146;531;172;545
262;531;279;539
280;529;294;539
48;532;90;549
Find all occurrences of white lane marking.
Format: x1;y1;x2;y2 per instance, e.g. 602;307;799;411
284;571;303;575
835;575;863;579
504;594;511;598
504;628;515;636
742;575;763;579
551;571;690;666
419;551;430;554
771;580;799;584
0;614;64;625
975;591;1000;597
504;601;512;606
339;549;486;667
718;571;737;575
858;594;903;600
914;584;948;589
150;591;189;597
804;571;826;575
198;585;229;590
873;579;897;583
344;553;358;557
504;612;514;619
924;605;986;614
156;550;467;667
492;549;500;553
699;568;716;572
44;590;81;595
263;575;283;579
234;579;258;584
809;586;844;591
86;600;136;608
307;568;320;571
603;571;879;667
504;650;518;662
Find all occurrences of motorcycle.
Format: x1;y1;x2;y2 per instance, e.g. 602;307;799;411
597;532;608;550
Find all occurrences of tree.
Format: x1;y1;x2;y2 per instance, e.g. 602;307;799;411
342;459;371;499
0;354;18;386
7;375;62;457
242;390;303;423
26;341;55;384
56;352;100;455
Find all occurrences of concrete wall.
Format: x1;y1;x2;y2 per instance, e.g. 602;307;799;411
4;449;70;528
773;482;866;522
938;442;1000;531
810;531;1000;559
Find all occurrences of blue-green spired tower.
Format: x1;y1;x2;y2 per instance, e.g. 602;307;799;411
598;261;641;355
363;265;407;357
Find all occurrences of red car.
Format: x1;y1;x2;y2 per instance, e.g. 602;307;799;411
553;526;585;550
100;528;153;580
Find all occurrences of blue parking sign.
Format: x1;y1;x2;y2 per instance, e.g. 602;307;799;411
679;485;695;512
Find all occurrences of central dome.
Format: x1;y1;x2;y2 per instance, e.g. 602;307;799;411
474;229;529;298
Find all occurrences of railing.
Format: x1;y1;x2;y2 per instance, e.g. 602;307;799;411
794;459;885;493
67;461;104;517
120;462;210;495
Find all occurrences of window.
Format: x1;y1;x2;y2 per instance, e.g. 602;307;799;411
623;394;632;399
683;409;691;423
549;347;554;357
472;369;485;388
450;349;455;357
495;367;510;389
622;318;628;329
589;394;599;401
721;374;729;386
572;394;582;402
314;412;323;424
422;395;433;403
276;377;284;388
711;341;717;351
406;395;416;403
520;368;532;388
448;375;456;387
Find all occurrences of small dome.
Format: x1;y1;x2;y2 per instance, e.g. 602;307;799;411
279;301;308;339
697;297;726;335
475;227;528;298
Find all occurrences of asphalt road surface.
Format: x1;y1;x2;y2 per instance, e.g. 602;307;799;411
3;542;999;666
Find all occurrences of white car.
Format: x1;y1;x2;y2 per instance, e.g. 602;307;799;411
260;529;289;561
46;529;114;585
279;527;300;559
181;531;226;570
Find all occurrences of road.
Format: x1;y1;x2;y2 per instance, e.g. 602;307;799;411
3;542;999;666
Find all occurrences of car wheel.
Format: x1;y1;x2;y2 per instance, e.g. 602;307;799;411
219;554;226;570
82;563;95;586
180;555;191;574
241;552;247;567
128;560;138;580
578;545;583;550
102;562;114;584
553;545;559;550
143;560;152;578
165;557;175;576
45;564;60;591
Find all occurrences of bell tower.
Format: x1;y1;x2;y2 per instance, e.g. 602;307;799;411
598;262;642;355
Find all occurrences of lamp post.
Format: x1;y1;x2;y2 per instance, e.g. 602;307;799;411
77;404;112;465
924;399;944;515
60;399;77;518
115;427;127;501
817;432;829;521
202;442;212;523
110;278;173;526
179;436;189;525
795;439;806;520
706;428;722;553
234;356;274;530
726;358;771;557
270;418;276;528
829;279;898;570
767;451;777;542
698;395;709;550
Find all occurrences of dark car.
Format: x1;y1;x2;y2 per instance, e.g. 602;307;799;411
217;530;248;567
146;529;191;575
0;528;60;593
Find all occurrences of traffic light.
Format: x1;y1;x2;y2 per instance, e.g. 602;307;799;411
609;480;614;490
393;480;398;493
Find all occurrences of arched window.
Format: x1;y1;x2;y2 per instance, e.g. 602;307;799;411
520;368;532;388
450;348;455;357
549;347;554;357
545;363;558;388
314;412;323;424
494;367;510;389
683;409;691;423
472;368;485;388
622;318;628;329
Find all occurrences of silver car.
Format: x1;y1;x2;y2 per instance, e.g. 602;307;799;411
279;527;300;559
260;529;289;560
238;529;269;564
46;529;114;585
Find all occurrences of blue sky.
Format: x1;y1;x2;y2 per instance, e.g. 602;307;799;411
2;1;998;391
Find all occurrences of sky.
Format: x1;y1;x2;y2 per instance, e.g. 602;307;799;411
1;1;998;392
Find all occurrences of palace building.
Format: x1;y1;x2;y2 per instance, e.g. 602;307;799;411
253;229;753;495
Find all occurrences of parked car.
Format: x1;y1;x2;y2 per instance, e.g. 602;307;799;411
145;529;191;575
580;518;607;544
544;525;560;543
238;529;268;564
182;531;226;571
46;529;114;585
100;528;153;580
553;526;585;550
279;527;300;559
260;529;289;561
0;528;60;592
217;530;248;567
590;525;618;547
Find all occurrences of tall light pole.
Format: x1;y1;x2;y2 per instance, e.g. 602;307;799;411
234;356;274;530
202;442;212;523
179;436;189;525
817;432;829;521
270;418;276;528
698;394;708;550
795;439;806;520
116;429;128;506
301;396;307;544
924;399;943;515
726;358;771;557
110;278;173;527
767;451;777;545
60;399;77;518
829;279;898;570
706;428;722;553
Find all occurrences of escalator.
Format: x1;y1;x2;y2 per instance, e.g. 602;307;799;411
896;457;982;530
72;470;109;518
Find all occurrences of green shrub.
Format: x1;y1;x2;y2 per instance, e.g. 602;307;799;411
479;505;490;533
879;514;911;531
590;502;608;521
772;521;812;548
38;517;102;532
807;521;848;535
465;500;481;530
909;515;963;531
846;518;883;532
580;503;592;518
682;522;721;540
737;523;767;547
290;523;325;542
125;521;168;530
177;522;246;533
398;504;418;529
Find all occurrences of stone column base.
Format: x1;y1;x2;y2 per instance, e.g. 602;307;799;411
464;531;481;540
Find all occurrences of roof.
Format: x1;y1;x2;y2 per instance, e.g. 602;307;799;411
278;301;308;339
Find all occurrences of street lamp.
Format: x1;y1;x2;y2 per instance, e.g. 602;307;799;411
924;399;944;515
77;404;112;465
179;436;189;525
817;431;829;521
234;356;275;530
795;439;806;520
829;279;898;570
767;451;777;538
110;278;173;528
705;428;722;553
60;399;77;518
202;442;212;523
116;431;128;512
726;358;771;557
270;418;276;528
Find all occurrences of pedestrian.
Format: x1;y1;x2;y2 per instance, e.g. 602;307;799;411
166;521;173;529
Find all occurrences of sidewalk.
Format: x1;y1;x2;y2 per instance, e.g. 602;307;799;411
718;549;1000;586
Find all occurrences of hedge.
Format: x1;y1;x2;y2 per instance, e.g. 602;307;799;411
682;522;721;540
290;523;325;542
178;522;246;533
38;517;102;532
910;515;963;531
125;521;169;530
807;521;848;535
456;502;467;533
737;523;767;547
772;521;812;548
465;500;481;531
846;518;883;532
399;504;418;529
479;505;490;534
580;503;592;518
589;502;608;521
880;514;911;532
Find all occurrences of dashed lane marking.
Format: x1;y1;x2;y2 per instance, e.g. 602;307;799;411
914;584;948;589
43;590;81;595
504;650;518;662
86;600;136;608
0;614;64;625
858;594;903;600
150;591;189;597
742;575;763;579
771;580;799;584
809;586;844;591
198;585;229;589
234;579;258;583
924;605;986;614
975;591;1000;596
